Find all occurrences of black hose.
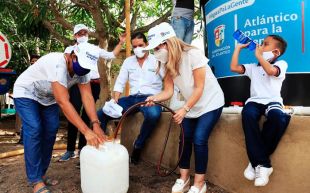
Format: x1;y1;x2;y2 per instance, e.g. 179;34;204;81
113;101;184;177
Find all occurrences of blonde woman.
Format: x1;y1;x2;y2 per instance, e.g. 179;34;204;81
144;22;224;193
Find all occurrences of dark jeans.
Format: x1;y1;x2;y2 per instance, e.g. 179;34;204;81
242;102;291;168
14;98;60;184
67;82;100;151
179;107;223;174
97;94;162;149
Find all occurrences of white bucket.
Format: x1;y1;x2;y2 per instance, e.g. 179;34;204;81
80;142;129;193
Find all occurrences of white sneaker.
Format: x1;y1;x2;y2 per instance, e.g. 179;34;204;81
187;183;207;193
171;177;190;193
244;163;255;180
254;165;273;186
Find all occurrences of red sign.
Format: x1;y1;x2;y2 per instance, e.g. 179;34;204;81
0;32;12;68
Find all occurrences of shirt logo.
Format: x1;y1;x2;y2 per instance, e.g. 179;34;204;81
160;31;170;37
86;51;98;61
148;34;155;41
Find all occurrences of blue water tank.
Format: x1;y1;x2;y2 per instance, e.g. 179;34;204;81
202;0;310;106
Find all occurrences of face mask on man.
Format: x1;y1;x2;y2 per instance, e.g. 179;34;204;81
262;49;280;62
76;36;89;44
154;49;168;64
72;60;90;76
133;47;146;58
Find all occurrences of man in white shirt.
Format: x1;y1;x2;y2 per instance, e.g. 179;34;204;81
97;32;164;164
59;24;125;162
13;43;105;193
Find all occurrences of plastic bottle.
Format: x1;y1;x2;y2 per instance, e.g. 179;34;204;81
80;142;129;193
233;29;257;51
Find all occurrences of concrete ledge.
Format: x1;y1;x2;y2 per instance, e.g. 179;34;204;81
121;113;310;193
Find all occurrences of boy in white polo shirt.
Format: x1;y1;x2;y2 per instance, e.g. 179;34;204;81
230;35;291;187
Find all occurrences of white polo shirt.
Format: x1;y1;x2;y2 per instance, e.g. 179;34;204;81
13;53;90;106
113;54;164;95
173;48;224;118
243;60;288;105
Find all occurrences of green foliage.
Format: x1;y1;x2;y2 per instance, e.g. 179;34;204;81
0;0;204;95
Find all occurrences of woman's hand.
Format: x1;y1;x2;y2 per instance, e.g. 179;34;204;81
144;96;157;107
173;108;187;124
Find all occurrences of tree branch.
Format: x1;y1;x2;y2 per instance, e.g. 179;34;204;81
42;20;73;45
130;6;138;31
70;0;92;11
49;0;73;31
133;10;171;34
88;0;107;38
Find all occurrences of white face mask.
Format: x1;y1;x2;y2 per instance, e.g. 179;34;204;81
133;47;146;58
154;49;168;64
76;36;88;44
262;50;279;62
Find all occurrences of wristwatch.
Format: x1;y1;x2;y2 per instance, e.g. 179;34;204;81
183;105;190;112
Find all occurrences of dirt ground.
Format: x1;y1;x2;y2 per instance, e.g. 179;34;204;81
0;115;230;193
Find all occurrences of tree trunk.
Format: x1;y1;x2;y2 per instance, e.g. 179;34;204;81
97;38;112;109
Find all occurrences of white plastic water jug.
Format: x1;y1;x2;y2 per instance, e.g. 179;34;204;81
80;142;129;193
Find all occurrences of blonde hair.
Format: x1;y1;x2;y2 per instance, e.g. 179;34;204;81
164;37;196;78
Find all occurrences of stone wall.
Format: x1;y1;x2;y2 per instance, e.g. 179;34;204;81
120;113;310;193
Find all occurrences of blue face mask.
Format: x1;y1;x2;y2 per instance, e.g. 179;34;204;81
72;60;90;76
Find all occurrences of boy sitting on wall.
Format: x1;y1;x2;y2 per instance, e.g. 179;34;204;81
230;34;291;186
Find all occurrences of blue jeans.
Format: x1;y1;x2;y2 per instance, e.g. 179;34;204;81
242;102;291;167
179;107;223;174
171;16;195;44
97;95;161;149
14;98;60;184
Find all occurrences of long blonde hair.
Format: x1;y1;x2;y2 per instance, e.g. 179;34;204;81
164;37;196;78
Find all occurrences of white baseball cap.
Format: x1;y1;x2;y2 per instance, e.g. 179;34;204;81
73;43;100;71
144;22;176;50
73;24;89;34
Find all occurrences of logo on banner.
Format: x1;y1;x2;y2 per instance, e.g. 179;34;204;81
214;25;225;47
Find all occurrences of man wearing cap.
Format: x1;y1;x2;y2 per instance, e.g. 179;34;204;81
97;32;164;165
13;43;105;193
59;24;125;162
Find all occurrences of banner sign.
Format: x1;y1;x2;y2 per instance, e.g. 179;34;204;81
204;0;309;78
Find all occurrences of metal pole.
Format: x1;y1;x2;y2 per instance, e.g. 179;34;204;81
125;0;131;96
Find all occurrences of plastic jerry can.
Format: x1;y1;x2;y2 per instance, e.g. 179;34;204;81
80;142;129;193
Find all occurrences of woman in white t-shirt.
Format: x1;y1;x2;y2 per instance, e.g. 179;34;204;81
144;22;224;193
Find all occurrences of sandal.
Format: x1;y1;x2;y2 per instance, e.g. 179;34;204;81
34;185;51;193
43;177;59;186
